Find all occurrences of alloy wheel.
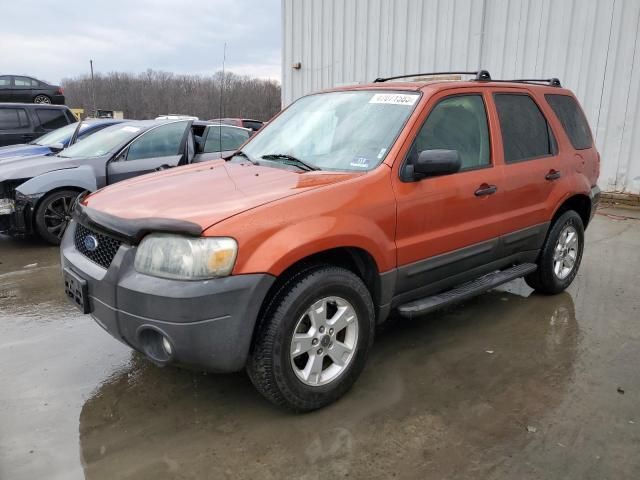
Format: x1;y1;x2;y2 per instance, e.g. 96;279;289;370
34;95;51;104
553;225;579;280
43;194;75;239
290;296;359;386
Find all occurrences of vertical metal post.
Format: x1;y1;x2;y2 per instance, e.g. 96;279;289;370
90;59;97;118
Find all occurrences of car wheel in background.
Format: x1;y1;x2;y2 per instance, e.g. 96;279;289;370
34;189;80;245
247;265;375;412
525;210;585;294
33;95;52;104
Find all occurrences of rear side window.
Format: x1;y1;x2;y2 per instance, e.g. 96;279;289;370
494;94;555;163
13;76;36;87
204;126;250;153
410;94;491;170
35;108;70;130
0;108;29;129
0;76;10;87
545;94;593;150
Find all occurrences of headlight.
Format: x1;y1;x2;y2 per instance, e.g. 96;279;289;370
0;198;15;215
134;234;237;280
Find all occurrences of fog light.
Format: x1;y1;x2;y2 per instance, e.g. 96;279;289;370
162;336;172;355
0;198;15;215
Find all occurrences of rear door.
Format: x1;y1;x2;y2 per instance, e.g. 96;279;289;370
107;121;191;183
194;125;250;162
11;76;35;103
0;107;34;146
488;89;566;241
0;76;12;102
392;89;506;295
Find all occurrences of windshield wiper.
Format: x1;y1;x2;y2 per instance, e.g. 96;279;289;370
261;153;319;171
230;150;258;165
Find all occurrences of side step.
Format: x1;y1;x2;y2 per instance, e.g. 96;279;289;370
397;263;537;318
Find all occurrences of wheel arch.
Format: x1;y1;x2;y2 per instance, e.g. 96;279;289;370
552;193;592;229
249;246;383;354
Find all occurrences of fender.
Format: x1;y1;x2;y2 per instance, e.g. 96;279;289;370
231;213;396;276
15;166;98;197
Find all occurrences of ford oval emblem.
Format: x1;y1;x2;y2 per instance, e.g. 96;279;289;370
84;235;99;252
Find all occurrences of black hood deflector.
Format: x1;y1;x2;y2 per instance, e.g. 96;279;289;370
73;198;202;244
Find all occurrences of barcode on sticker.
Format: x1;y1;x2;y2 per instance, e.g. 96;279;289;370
369;93;418;106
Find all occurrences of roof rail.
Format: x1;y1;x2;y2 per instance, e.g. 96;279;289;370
502;78;562;87
373;70;491;83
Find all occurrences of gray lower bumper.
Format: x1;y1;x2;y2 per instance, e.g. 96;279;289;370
61;221;275;372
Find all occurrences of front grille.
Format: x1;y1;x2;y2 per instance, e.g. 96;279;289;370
74;223;123;269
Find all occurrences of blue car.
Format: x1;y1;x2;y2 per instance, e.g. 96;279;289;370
0;119;125;160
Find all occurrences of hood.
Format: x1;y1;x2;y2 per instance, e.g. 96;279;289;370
0;154;83;182
0;144;51;161
84;160;362;231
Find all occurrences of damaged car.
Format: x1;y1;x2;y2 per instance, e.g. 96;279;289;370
1;119;242;244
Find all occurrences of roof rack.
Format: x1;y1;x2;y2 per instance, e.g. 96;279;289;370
373;71;562;87
504;78;562;87
374;70;492;82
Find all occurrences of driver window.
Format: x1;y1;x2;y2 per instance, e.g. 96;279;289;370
126;121;187;161
409;94;490;171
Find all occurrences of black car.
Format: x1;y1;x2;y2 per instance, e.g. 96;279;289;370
0;75;65;104
0;103;76;147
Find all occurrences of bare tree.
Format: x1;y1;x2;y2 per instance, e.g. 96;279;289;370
62;69;281;121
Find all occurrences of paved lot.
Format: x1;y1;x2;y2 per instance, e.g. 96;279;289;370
1;211;639;480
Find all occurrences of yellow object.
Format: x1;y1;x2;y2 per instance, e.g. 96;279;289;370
70;108;85;120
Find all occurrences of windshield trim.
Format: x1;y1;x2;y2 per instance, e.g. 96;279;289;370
241;88;423;173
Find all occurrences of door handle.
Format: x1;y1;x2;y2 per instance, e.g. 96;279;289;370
545;169;561;180
475;184;497;196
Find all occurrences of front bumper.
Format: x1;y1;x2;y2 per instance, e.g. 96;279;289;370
61;221;275;372
0;191;37;236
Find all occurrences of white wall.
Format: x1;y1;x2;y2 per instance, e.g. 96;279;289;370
282;0;640;194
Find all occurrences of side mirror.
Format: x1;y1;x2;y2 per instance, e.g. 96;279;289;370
49;142;65;153
412;149;461;179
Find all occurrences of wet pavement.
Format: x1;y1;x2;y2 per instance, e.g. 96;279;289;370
1;211;639;480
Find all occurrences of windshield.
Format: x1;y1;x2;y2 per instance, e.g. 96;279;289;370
59;124;143;159
33;122;89;146
241;90;420;171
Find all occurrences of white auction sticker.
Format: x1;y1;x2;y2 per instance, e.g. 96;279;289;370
121;126;141;133
369;93;418;106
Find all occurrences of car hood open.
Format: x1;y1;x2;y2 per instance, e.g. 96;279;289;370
83;160;362;233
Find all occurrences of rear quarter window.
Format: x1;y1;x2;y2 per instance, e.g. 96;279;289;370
35;108;71;130
545;94;593;150
494;93;556;163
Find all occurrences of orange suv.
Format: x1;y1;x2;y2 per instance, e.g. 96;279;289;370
61;71;600;411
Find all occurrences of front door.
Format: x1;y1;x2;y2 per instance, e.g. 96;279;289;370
392;91;506;295
107;121;190;184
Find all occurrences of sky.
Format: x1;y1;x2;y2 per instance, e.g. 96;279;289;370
0;0;282;85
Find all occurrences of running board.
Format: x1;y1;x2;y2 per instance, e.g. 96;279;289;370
397;263;537;318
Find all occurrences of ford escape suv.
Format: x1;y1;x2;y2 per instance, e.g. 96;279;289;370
61;71;600;412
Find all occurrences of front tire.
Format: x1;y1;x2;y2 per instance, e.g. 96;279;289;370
247;266;375;412
525;210;585;294
34;190;80;245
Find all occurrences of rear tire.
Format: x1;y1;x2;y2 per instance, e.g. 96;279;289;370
34;189;80;245
247;265;375;412
525;210;584;294
33;94;52;104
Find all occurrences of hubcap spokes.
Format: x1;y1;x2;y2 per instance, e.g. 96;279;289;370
44;195;75;238
553;225;579;280
290;296;358;386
